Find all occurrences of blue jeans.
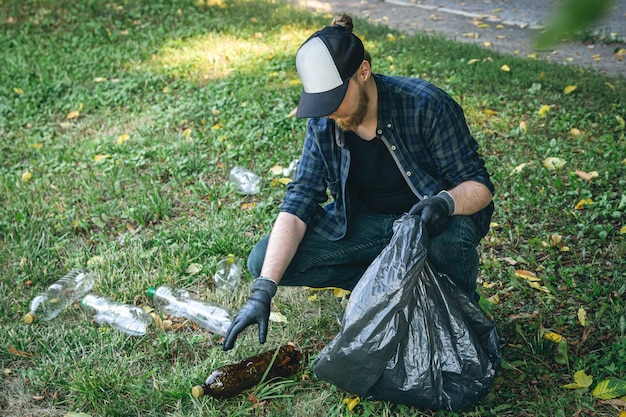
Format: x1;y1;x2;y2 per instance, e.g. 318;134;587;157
248;205;482;294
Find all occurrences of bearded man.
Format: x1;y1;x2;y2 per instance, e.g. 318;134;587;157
223;15;495;351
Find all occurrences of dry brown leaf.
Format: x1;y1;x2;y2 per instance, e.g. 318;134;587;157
514;270;540;281
575;170;598;181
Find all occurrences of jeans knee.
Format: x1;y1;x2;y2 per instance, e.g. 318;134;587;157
425;216;480;293
247;236;269;278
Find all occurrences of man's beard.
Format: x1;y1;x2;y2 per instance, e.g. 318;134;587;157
332;85;369;132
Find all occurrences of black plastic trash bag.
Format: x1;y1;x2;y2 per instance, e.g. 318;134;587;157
313;213;502;411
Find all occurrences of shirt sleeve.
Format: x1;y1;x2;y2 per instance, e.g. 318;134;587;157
424;94;495;195
279;121;331;224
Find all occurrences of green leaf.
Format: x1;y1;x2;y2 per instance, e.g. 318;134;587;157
555;340;569;365
592;378;626;399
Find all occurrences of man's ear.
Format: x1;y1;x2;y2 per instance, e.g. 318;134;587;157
358;60;371;81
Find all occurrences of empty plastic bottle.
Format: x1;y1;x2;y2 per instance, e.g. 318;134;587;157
283;159;299;177
229;166;261;195
191;344;302;399
148;285;235;336
80;294;152;336
24;268;95;324
214;254;242;292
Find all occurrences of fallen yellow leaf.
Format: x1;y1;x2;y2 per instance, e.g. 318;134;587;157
501;64;511;72
13;87;24;95
487;293;500;304
308;294;317;302
87;256;104;266
563;85;577;94
538;104;551;117
621;225;626;234
563;370;593;389
333;288;351;298
386;33;396;42
116;134;130;145
21;171;32;182
510;162;528;176
343;396;360;412
574;198;593;210
577;306;587;326
269;164;283;175
277;177;292;185
514;270;540;281
93;154;111;162
528;281;551;294
269;311;288;323
616;115;625;128
519;120;528;134
483;41;492;47
66;110;80;120
544;331;564;343
543;157;566;170
548;233;563;248
570;128;582;137
573;370;593;387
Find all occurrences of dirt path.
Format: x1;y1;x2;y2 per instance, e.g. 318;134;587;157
289;0;626;78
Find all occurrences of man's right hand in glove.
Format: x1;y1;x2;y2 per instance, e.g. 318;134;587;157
222;277;277;351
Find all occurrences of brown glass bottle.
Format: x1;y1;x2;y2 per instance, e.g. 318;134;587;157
191;344;302;399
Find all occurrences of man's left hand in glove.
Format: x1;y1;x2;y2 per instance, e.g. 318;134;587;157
410;191;456;237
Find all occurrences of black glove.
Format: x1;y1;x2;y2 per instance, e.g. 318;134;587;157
410;192;455;237
222;277;277;351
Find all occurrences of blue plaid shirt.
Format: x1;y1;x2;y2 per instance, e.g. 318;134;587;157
280;74;495;240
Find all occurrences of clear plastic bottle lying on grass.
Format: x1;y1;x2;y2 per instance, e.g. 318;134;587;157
148;285;235;336
24;268;95;324
229;166;261;195
81;294;152;336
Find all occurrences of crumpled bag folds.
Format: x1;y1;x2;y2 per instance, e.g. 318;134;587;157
313;213;502;411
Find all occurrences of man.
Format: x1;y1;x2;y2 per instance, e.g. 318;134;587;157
223;15;494;351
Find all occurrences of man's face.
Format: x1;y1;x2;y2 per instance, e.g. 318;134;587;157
328;78;368;132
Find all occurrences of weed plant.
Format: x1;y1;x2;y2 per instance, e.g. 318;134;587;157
1;0;624;416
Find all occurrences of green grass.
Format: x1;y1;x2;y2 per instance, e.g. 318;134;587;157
1;0;625;416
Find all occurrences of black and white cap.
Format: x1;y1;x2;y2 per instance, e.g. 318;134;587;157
295;25;365;118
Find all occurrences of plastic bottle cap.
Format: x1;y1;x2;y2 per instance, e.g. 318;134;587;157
23;312;36;324
147;287;156;298
191;385;204;398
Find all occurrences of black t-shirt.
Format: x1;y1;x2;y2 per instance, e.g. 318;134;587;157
346;131;419;214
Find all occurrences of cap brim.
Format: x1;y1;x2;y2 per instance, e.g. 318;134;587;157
296;79;350;119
